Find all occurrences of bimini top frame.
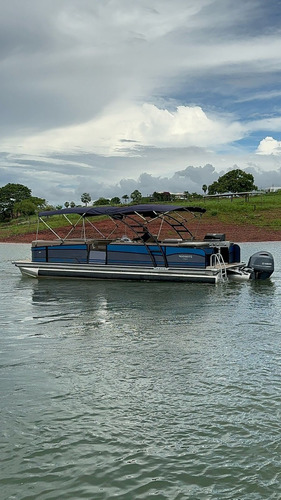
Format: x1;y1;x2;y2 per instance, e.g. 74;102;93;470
36;204;206;243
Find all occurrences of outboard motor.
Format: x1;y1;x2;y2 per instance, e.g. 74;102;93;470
247;251;274;280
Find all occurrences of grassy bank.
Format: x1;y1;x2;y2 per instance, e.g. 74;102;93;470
196;191;281;229
0;191;281;241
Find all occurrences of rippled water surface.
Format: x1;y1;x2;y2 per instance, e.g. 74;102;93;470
1;242;281;499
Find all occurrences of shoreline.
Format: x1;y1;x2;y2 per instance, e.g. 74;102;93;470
1;221;281;244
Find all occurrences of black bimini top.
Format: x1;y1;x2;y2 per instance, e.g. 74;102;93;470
39;204;206;218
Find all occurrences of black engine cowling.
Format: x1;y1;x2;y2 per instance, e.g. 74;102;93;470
247;251;274;280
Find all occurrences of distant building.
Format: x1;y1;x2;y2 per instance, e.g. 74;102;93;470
265;187;281;193
170;193;186;200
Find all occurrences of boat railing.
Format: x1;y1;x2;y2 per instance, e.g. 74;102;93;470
210;252;227;281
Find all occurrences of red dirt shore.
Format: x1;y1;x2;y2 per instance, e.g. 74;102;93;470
1;219;281;243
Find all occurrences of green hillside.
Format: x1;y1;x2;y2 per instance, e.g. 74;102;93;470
0;191;281;240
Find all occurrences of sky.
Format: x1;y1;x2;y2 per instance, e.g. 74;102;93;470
1;0;281;205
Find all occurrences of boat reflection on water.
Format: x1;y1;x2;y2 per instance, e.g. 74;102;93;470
27;270;277;341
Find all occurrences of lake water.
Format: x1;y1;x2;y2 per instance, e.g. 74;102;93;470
1;242;281;500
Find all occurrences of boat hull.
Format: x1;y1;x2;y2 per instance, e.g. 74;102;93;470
14;261;228;284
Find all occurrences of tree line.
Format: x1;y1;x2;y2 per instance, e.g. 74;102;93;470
0;170;258;221
76;170;258;207
0;184;146;221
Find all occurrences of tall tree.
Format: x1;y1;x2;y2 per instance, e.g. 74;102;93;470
0;183;32;220
130;189;142;203
111;197;121;205
208;169;257;195
81;192;92;206
122;194;129;204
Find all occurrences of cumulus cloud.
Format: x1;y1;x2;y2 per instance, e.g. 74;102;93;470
0;103;245;156
256;137;281;155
